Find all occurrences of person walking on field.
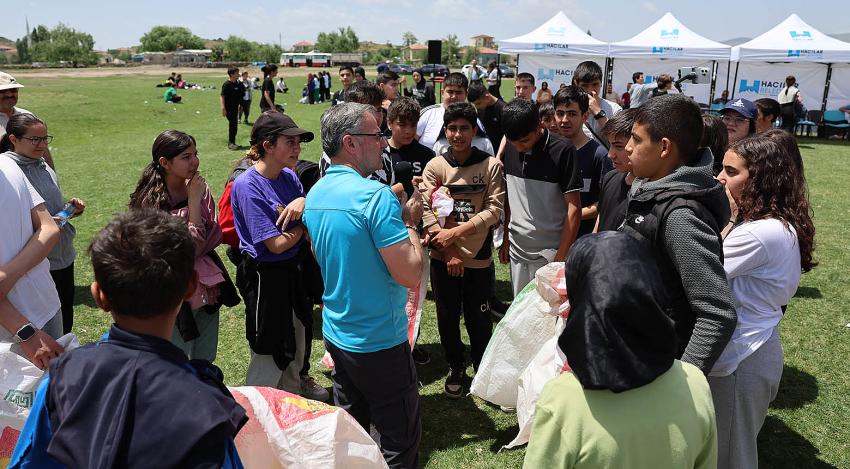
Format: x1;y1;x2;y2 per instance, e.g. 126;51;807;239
221;67;245;150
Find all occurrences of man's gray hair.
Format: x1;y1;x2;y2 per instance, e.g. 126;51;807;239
321;102;372;158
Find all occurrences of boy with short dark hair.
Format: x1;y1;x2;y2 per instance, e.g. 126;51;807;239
595;108;637;232
421;102;505;398
332;65;354;105
514;72;537;101
377;70;401;108
499;98;582;296
10;209;246;468
387;97;434;177
754;98;781;133
538;102;558;134
573;61;622;146
552;86;614;237
467;81;505;152
619;94;736;374
220;66;245;150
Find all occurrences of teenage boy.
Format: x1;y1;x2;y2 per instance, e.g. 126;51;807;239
332;65;355;105
10;209;247;468
572;61;622;146
417;72;494;156
467;81;505;152
387;97;435;177
594;108;637;232
620;94;736;374
377;70;401;109
754;98;781;133
220;66;245;150
239;71;253;124
514;72;537;101
421;102;505;398
538;102;558;134
552;86;614;237
499;98;581;296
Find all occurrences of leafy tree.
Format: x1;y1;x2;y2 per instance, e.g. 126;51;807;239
315;27;360;53
210;46;224;62
441;34;460;65
254;43;283;65
0;54;8;65
224;35;254;61
30;26;51;44
402;32;417;47
14;38;30;64
30;23;97;66
462;46;479;65
139;26;205;52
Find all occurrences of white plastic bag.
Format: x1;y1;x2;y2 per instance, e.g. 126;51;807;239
470;263;567;408
229;386;388;469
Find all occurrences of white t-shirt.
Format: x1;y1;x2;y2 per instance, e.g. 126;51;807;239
710;219;801;376
0;107;32;140
0;157;60;329
417;105;495;156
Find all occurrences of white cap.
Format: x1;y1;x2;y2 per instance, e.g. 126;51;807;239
0;72;24;91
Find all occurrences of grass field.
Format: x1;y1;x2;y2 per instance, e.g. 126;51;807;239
8;66;849;468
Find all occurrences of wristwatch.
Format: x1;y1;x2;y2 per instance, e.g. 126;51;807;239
594;110;607;120
14;323;36;343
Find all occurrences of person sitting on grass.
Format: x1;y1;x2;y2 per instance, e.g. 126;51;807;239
164;84;182;103
524;231;717;469
421;102;506;398
9;209;247;468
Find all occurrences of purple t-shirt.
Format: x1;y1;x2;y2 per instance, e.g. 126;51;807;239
231;166;305;262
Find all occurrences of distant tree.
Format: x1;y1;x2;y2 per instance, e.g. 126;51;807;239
0;54;8;65
14;38;30;64
315;27;360;53
441;34;460;65
139;26;205;52
254;43;283;65
210;46;224;62
224;35;254;61
30;23;97;66
462;46;479;65
402;32;417;47
30;26;51;44
116;50;132;62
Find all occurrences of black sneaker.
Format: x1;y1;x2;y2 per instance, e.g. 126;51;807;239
444;367;465;399
412;347;431;365
490;296;509;320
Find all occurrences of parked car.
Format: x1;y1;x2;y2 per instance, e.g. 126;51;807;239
420;63;450;78
396;63;413;75
499;64;516;78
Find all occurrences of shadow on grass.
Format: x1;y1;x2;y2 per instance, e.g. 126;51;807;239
758;416;837;468
794;286;823;299
772;364;818;409
73;284;98;308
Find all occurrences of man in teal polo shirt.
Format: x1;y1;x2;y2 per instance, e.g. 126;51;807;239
303;102;424;469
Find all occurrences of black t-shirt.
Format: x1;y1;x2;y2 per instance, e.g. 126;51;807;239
388;140;436;177
576;139;614;236
221;79;245;109
479;99;505;152
260;77;275;110
503;130;581;193
597;170;631;232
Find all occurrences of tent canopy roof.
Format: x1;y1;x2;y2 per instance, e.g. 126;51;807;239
498;11;608;56
732;14;850;62
609;12;730;60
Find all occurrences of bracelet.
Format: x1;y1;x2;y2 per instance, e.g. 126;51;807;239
405;224;418;231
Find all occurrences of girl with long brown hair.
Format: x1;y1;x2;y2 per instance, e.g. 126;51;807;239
710;134;815;469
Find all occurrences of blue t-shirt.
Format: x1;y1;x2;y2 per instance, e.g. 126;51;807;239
303;165;409;353
577;139;614;236
231;166;305;262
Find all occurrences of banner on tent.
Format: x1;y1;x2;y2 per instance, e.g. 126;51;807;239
612;58;714;105
517;55;604;100
731;62;826;110
826;64;850;112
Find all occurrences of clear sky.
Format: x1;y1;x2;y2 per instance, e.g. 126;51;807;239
3;0;848;50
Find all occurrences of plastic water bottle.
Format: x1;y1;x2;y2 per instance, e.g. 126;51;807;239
54;202;75;228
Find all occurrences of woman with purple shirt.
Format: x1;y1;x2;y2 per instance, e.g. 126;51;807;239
231;111;315;392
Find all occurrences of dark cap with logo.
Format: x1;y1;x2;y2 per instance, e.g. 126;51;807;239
250;112;314;146
721;98;756;119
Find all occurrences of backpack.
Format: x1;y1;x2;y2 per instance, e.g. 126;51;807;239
218;161;252;248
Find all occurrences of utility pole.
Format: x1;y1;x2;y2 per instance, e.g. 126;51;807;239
25;16;31;47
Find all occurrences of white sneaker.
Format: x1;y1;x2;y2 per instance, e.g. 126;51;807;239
300;375;330;402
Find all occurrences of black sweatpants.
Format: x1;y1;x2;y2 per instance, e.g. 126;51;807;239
225;105;239;144
325;340;421;469
50;263;75;334
239;99;251;123
430;259;493;370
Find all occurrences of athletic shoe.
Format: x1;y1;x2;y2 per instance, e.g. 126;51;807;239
490;296;509;320
499;405;516;413
299;375;330;402
444;367;465;399
227;143;239;150
411;347;431;365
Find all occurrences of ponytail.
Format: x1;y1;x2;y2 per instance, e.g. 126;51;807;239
0;134;12;153
129;162;171;210
2;113;46;153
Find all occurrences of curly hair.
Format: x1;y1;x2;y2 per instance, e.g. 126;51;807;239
129;130;196;211
728;136;816;271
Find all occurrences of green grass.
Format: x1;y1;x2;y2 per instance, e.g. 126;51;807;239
11;69;850;468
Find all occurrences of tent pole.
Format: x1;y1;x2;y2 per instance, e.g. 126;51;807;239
730;62;740;100
820;63;833;134
604;57;614;97
709;60;718;105
724;60;731;94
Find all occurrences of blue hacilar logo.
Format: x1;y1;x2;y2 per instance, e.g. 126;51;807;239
537;68;555;80
789;30;812;39
651;46;683;56
739;80;760;93
788;49;823;58
547;26;566;36
660;28;679;38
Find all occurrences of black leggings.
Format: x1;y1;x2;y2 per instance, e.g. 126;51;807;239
50;263;75;334
226;105;239;144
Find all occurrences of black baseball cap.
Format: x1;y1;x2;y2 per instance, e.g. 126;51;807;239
250;112;314;145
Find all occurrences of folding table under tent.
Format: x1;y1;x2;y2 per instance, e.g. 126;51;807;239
728;13;850;115
499;11;609;99
607;12;731;106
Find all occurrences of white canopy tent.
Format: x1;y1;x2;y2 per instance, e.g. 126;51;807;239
729;14;850;112
608;13;731;105
499;12;609;99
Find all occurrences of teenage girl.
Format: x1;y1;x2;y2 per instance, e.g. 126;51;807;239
129;130;226;362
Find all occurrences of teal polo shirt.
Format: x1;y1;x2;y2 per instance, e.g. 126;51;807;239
303;164;409;353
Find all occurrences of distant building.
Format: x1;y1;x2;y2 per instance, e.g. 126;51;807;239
133;52;174;65
470;34;495;49
173;49;212;65
404;43;428;63
292;40;314;52
476;47;499;64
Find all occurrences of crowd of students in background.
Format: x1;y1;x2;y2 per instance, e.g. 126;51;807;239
0;61;816;469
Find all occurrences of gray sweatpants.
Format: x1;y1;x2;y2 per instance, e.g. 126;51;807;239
509;256;550;298
245;310;306;394
708;328;783;469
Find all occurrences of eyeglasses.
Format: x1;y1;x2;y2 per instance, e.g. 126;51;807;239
349;132;387;141
721;115;749;125
20;135;53;145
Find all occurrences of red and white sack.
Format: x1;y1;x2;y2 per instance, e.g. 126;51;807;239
230;386;388;469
